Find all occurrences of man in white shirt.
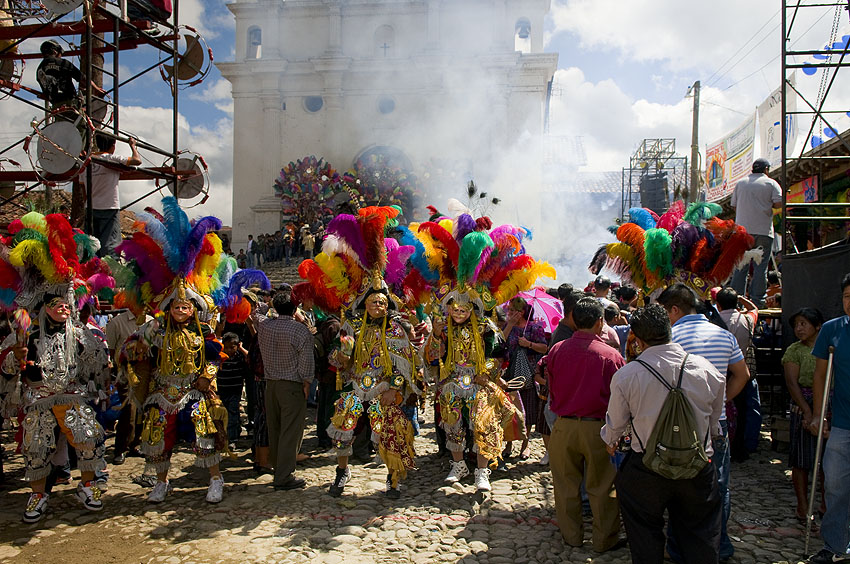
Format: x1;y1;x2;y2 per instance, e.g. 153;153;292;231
730;158;782;308
82;133;141;257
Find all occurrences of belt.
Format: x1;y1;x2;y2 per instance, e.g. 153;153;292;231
559;415;603;422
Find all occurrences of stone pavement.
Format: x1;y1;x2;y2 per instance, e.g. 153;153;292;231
0;407;826;564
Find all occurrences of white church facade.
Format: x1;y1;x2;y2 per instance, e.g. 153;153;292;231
217;0;557;244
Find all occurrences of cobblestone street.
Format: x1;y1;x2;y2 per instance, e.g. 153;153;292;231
0;408;824;564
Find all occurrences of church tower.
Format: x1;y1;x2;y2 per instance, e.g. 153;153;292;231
218;0;558;243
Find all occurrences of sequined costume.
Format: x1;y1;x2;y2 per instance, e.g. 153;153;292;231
328;313;419;480
426;314;521;464
126;313;227;475
1;319;110;481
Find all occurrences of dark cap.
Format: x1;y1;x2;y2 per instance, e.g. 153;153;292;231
40;39;63;56
594;275;611;288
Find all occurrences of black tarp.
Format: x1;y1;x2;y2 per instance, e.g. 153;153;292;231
782;239;850;344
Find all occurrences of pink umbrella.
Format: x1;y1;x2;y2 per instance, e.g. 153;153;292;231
515;288;563;333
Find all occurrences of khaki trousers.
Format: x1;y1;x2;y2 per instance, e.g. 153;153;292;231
548;416;621;551
265;379;306;486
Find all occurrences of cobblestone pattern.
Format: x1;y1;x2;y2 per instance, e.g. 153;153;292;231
0;407;823;564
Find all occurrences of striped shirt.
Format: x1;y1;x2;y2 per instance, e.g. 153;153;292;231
671;313;744;420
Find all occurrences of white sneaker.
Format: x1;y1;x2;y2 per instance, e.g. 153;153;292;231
147;480;172;503
539;452;550;465
474;467;491;491
206;476;224;504
445;460;470;484
22;492;49;523
76;481;103;511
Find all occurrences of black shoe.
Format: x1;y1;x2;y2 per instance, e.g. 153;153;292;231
386;487;401;499
596;537;628;553
806;549;850;563
112;452;126;465
328;466;351;497
273;477;306;490
253;465;274;476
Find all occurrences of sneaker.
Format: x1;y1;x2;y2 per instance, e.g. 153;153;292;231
474;467;491;491
445;460;470;484
807;549;850;563
95;477;109;492
328;466;351;497
539;452;550;465
133;474;158;488
147;480;172;503
206;476;224;504
76;481;103;511
22;493;49;523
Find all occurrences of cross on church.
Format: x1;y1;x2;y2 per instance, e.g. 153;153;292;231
380;42;391;57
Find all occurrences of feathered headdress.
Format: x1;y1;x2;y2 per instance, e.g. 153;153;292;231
0;211;114;313
298;205;405;313
588;200;754;299
113;196;223;314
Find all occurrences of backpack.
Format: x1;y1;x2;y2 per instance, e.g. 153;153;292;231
631;354;710;480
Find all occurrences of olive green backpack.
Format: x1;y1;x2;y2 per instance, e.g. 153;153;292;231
632;354;710;480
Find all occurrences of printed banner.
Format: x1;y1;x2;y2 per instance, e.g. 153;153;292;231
787;175;818;203
757;74;798;169
705;113;756;202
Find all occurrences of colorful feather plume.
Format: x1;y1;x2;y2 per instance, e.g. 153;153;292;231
453;213;477;244
683;202;722;227
657;200;686;233
706;224;753;284
325;214;368;266
457;231;494;285
397;226;438;283
644;228;673;278
628;207;657;231
161;196;192;273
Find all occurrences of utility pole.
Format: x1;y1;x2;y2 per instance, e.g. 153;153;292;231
688;80;701;204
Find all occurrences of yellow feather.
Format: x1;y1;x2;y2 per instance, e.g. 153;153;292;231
314;252;351;296
415;230;445;274
21;212;47;234
438;219;453;232
494;261;556;304
605;242;645;289
191;234;223;294
9;239;59;282
140;282;154;308
408;222;420;232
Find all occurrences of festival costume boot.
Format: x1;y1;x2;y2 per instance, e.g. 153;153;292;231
474;467;491;492
22;492;49;523
445;460;470;484
329;466;351;497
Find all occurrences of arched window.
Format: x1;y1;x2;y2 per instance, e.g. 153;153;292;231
247;26;262;59
374;25;394;58
515;18;531;53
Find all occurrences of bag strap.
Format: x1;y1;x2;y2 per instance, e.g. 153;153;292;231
629;354;691;452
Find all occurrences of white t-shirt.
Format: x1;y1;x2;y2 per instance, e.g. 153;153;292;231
81;153;128;210
731;173;782;237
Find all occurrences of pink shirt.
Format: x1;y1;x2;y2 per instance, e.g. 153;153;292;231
547;331;625;419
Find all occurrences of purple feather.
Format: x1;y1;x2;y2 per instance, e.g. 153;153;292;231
386;245;414;285
453;214;477;244
471;246;494;282
384;238;400;253
224;269;271;308
671;222;701;268
326;214;368;265
181;216;223;275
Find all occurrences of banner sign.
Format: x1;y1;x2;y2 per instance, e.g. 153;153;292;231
787;175;818;203
758;74;798;169
705;113;756;202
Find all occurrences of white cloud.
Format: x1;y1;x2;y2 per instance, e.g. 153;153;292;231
188;78;233;115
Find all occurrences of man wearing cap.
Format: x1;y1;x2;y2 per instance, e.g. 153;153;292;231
730;158;782;308
593;276;615;309
36;39;105;110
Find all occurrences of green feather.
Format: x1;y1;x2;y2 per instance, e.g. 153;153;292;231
457;231;494;285
683;202;722;226
644;228;673;278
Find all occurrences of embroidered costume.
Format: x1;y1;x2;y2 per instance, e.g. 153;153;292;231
114;197;268;504
0;211;115;522
409;206;553;491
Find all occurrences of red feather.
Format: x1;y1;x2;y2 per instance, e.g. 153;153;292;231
489;255;535;293
686;237;717;275
475;217;493;231
225;297;252;324
402;269;431;307
7;219;23;235
144;206;165;222
707;225;754;284
78;256;111;279
419;221;460;271
45;213;79;280
298;260;342;311
0;259;21;291
116;232;173;294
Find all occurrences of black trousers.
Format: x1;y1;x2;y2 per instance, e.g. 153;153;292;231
616;451;721;564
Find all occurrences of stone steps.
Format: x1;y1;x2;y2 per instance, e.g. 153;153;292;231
256;261;302;287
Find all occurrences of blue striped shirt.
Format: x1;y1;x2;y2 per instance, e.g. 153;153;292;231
671;313;744;420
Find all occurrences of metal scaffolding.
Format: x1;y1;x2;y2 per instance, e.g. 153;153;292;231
620;138;689;220
0;0;211;230
781;0;850;254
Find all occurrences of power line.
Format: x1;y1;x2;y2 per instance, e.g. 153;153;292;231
704;7;781;87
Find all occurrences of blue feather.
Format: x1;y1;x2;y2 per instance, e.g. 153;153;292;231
223;269;271;308
181;216;223;275
0;288;16;309
397;225;439;283
161;197;191;273
628;207;657;230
